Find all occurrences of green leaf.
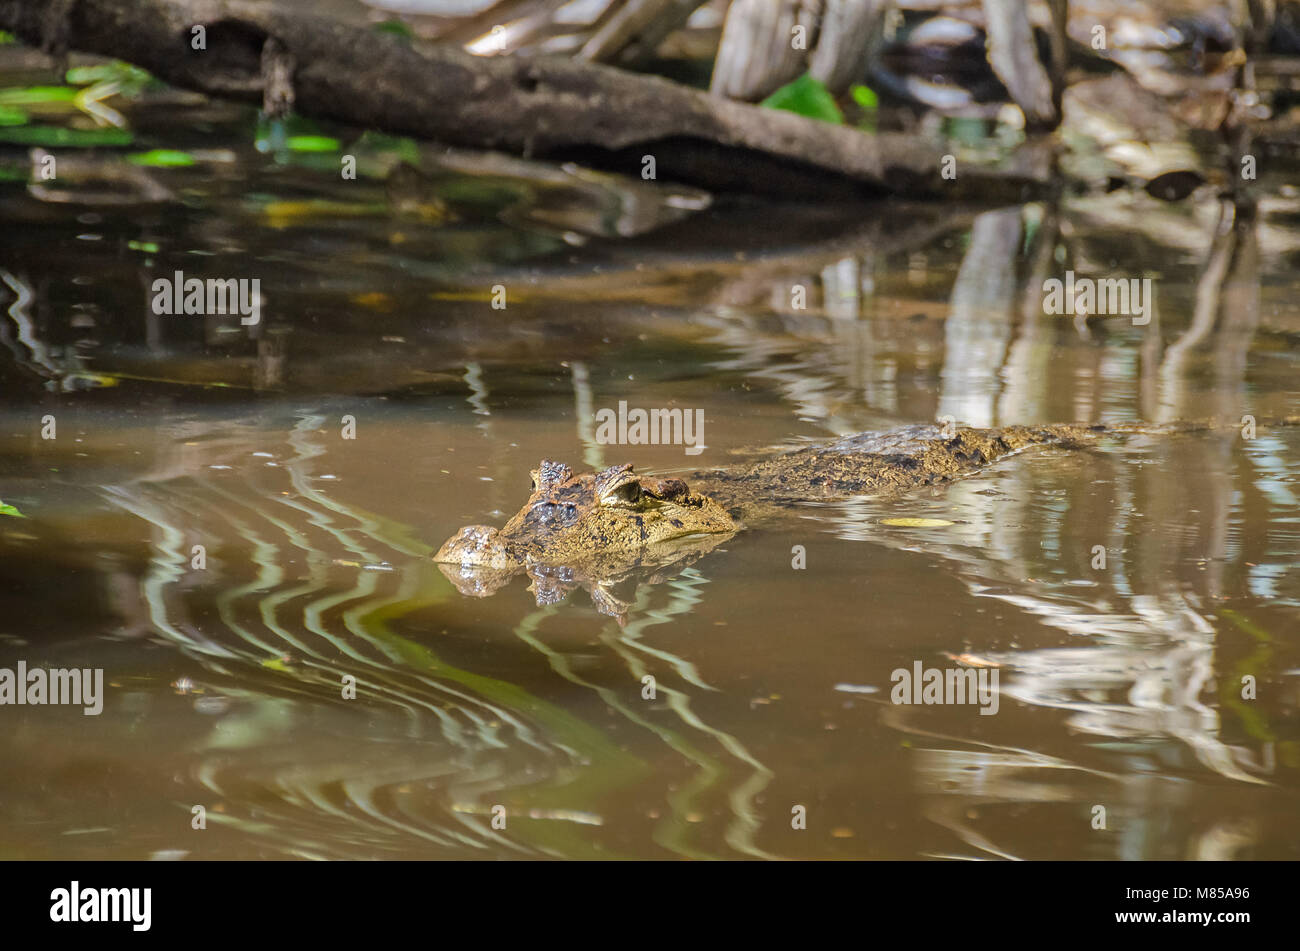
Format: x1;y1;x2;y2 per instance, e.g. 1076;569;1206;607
128;149;195;167
760;74;844;125
65;66;109;85
850;84;878;111
0;125;132;147
286;135;340;153
0;105;27;126
355;131;422;166
66;62;152;86
0;500;26;518
0;86;77;106
373;19;415;41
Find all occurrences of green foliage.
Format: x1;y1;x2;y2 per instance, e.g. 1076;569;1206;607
286;135;340;153
849;84;878;132
0;64;153;141
0;125;132;146
0;500;25;518
0;86;77;106
128;148;195;167
355;131;422;166
760;74;844;125
850;84;878;111
65;61;154;95
255;115;345;157
373;19;415;42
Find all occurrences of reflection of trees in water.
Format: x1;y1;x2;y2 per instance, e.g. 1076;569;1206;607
821;418;1289;862
98;415;776;858
698;215;964;434
7;139;1291;859
99;417;578;856
732;198;1289;858
827;416;1290;858
1156;198;1261;423
940;207;1023;427
0;269;93;390
697;193;1286;439
510;580;779;860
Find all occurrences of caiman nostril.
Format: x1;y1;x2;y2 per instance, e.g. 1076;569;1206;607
433;524;509;570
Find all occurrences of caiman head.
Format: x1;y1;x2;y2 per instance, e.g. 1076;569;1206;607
434;460;736;616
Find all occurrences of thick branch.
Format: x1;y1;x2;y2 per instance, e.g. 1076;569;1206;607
0;0;1047;200
982;0;1057;128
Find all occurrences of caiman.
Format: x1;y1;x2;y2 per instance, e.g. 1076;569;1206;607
434;419;1285;616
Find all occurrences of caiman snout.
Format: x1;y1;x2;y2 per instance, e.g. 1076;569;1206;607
434;524;510;569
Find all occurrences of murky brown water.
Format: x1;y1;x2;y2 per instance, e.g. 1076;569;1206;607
1;39;1298;860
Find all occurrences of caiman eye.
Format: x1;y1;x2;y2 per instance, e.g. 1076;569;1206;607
529;470;540;491
601;480;641;506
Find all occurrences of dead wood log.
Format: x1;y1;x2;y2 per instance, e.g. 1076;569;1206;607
577;0;710;66
982;0;1057;128
710;0;889;101
0;0;1048;201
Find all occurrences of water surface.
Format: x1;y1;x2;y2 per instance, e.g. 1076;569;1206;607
1;45;1298;860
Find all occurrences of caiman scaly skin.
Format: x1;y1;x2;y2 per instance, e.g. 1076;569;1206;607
695;423;1103;505
434;422;1114;613
434;458;736;616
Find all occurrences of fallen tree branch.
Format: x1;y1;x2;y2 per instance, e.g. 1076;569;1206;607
576;0;708;66
982;0;1057;128
0;0;1050;200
